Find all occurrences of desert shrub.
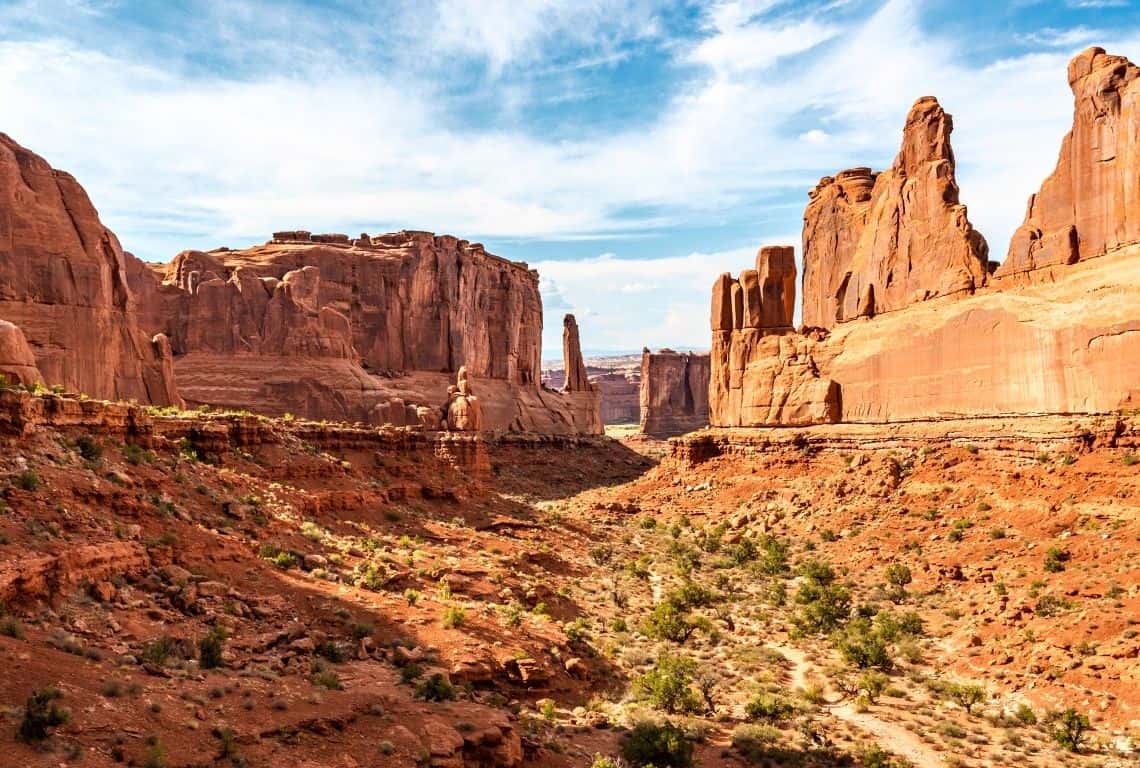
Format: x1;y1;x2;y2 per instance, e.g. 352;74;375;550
310;662;343;690
272;551;297;570
884;563;912;603
76;435;103;462
318;641;348;663
793;562;851;635
1014;703;1037;725
140;635;184;667
641;601;708;644
946;682;985;714
590;756;621;768
1044;547;1070;573
1;615;25;639
744;693;794;721
198;625;227;669
859;671;890;703
18;688;69;742
859;743;912;768
634;655;702;714
1051;708;1090;752
442;605;466;628
835;618;893;670
15;470;40;492
399;663;423;683
620;721;694;768
123;443;155;465
415;673;455;702
142;738;168;768
1034;594;1073;617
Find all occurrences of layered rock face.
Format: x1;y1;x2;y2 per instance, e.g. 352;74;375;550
709;245;840;427
997;47;1140;280
801;97;989;329
639;349;711;437
595;372;640;424
0;134;181;405
127;232;601;434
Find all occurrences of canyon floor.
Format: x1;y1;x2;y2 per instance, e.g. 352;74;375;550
1;391;1138;767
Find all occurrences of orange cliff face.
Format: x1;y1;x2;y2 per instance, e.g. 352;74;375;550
123;233;603;434
0;134;600;434
997;47;1140;280
709;49;1140;428
801;97;989;330
0;133;181;405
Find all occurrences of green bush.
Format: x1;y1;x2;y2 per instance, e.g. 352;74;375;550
884;563;912;603
634;655;703;714
1044;547;1070;573
76;436;103;462
18;688;69;742
1051;708;1090;752
416;673;456;702
15;470;40;492
442;606;466;628
946;682;985;714
198;626;227;669
834;618;893;670
620;721;694;768
793;565;852;635
641;601;708;644
744;693;794;721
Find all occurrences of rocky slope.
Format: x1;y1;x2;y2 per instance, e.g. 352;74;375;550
998;47;1140;280
801;97;989;329
0;134;181;405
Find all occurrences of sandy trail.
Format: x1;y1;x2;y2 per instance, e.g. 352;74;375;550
771;643;943;767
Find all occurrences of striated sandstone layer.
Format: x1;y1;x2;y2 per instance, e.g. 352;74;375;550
639;348;710;437
0;134;181;404
128;232;602;434
998;47;1140;280
801;97;989;328
712;243;1140;426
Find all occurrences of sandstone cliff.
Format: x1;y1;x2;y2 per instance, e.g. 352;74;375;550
998;47;1140;280
709;245;840;428
127;232;601;434
801;98;989;328
0;133;181;405
639;348;711;437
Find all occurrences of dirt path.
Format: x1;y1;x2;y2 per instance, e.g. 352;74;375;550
771;643;943;767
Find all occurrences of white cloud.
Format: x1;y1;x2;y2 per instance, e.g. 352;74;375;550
534;245;786;353
1;0;1137;356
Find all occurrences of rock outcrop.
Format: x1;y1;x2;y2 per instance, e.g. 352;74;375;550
126;233;603;434
561;314;590;392
639;348;711;437
0;320;43;386
445;366;485;431
709;245;840;428
0;133;181;405
801;97;989;329
594;371;640;424
997;47;1140;280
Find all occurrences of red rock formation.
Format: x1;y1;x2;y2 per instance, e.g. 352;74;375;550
0;133;181;404
594;371;640;424
639;348;710;437
126;232;601;434
997;47;1140;280
561;314;590;392
0;320;43;386
801;98;989;328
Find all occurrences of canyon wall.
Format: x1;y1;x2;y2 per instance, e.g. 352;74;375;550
801;97;989;329
710;48;1140;429
126;233;601;434
639;348;710;437
595;372;640;424
997;47;1140;280
0;134;181;405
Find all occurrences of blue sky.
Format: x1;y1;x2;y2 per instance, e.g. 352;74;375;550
0;0;1137;356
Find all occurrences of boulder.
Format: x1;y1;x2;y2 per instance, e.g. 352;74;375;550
0;320;43;387
997;47;1140;280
